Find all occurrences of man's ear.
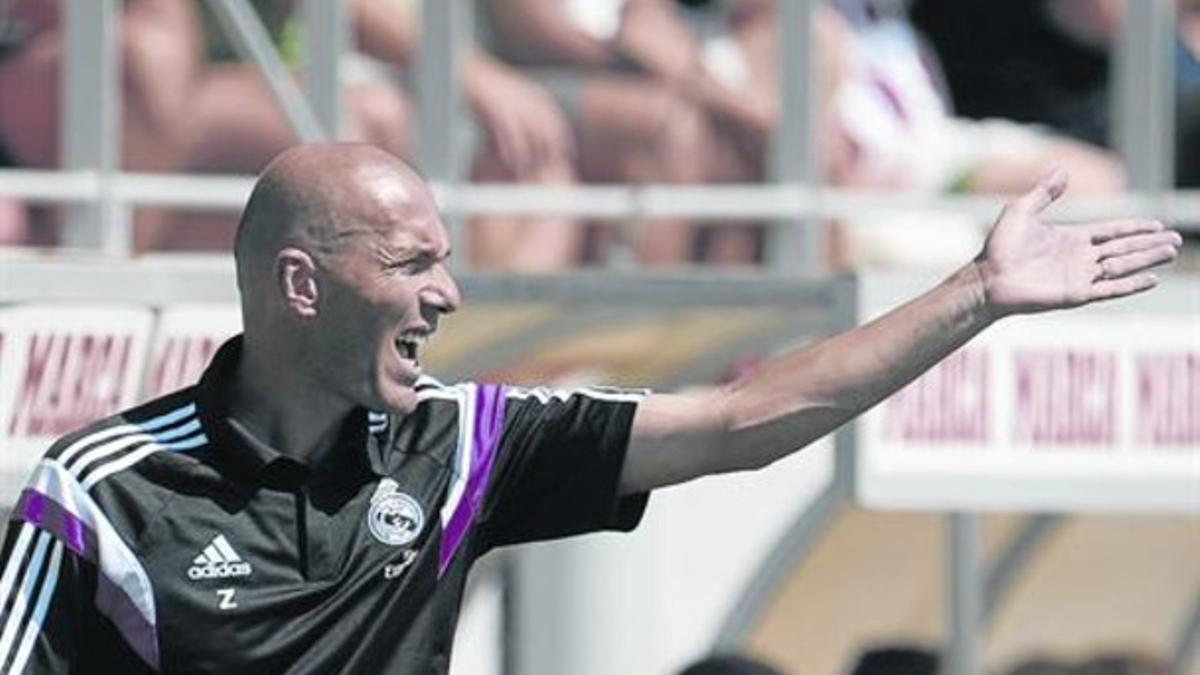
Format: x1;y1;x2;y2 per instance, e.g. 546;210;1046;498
277;248;319;318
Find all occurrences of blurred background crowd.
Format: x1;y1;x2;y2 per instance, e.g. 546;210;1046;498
0;0;1196;271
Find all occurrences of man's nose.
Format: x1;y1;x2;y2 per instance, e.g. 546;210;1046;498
422;265;461;314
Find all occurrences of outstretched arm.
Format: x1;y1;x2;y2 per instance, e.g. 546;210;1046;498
620;171;1184;493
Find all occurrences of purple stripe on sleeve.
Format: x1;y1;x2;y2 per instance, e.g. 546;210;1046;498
16;488;158;669
15;489;96;560
97;573;160;670
438;384;507;575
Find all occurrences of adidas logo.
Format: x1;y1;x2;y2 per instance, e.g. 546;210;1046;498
187;534;253;581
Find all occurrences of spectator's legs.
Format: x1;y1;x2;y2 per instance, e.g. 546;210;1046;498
467;149;580;273
0;0;202;252
0;0;202;170
345;82;413;165
576;76;724;265
138;67;414;252
179;67;412;175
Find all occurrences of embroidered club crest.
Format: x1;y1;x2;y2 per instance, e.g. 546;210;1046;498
367;479;424;547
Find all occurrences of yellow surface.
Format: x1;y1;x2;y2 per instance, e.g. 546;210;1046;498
423;305;560;368
476;308;791;386
747;509;1199;675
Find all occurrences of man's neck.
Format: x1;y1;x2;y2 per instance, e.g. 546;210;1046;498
228;350;353;467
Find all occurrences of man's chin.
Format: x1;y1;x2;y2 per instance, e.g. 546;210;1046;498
375;386;419;416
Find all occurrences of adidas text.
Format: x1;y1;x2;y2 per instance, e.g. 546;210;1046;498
188;561;252;580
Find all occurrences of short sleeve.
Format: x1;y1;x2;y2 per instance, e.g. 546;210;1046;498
474;385;652;551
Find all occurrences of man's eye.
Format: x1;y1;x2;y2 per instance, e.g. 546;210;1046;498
390;259;429;274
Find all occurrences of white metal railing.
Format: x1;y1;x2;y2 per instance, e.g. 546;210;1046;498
4;169;1200;225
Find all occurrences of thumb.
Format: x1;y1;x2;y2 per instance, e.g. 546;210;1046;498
1010;167;1069;216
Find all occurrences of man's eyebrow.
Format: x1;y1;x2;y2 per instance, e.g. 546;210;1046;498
375;244;452;264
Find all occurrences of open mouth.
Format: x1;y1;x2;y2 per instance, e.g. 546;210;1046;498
394;333;427;365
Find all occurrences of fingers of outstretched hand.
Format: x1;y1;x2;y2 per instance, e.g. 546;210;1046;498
1094;229;1183;259
1094;244;1180;281
1092;273;1159;301
1010;168;1069;215
1088;218;1165;244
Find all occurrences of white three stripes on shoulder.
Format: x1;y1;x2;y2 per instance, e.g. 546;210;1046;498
57;403;196;466
55;402;207;491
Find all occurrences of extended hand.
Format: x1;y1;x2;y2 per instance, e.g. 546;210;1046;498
976;169;1183;317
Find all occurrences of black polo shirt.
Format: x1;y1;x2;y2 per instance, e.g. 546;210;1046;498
0;337;648;674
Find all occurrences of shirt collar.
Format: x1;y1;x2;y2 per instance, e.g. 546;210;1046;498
196;336;387;488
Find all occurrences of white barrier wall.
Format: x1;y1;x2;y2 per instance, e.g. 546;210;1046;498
513;441;835;675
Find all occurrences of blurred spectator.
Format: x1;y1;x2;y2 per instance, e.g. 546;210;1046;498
0;0;200;172
484;0;774;266
1173;3;1200;189
908;0;1114;149
160;0;580;268
0;0;579;268
912;0;1200;192
817;0;1125;267
677;653;788;675
824;0;1124;195
846;645;939;675
485;0;1126;269
0;0;200;247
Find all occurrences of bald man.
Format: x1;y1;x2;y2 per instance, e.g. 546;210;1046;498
0;143;1183;674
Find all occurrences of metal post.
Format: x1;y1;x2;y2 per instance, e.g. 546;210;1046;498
205;0;326;142
418;0;470;269
417;0;468;179
1112;0;1176;190
61;0;126;253
1173;591;1200;675
301;0;348;137
767;0;824;274
711;274;854;650
711;481;846;650
982;514;1063;627
944;512;982;675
